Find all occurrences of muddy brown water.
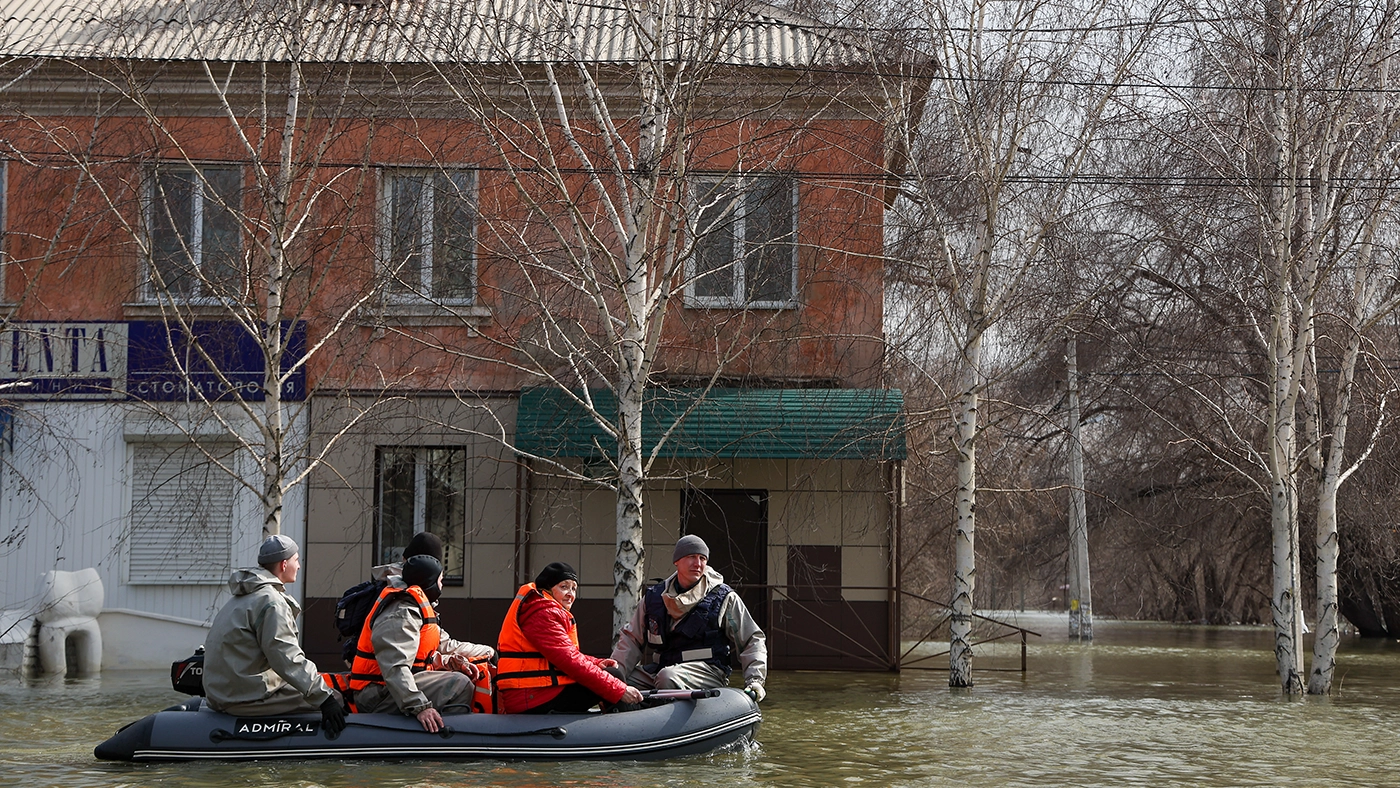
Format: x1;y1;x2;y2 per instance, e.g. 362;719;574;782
4;616;1398;787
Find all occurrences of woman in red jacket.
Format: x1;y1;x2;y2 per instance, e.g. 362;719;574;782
496;562;644;714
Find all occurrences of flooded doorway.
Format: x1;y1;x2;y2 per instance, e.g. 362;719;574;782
681;488;768;630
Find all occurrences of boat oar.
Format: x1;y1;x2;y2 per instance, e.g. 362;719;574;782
641;688;722;701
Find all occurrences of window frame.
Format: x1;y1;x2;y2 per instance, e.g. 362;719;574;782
373;445;468;585
143;163;243;303
378;168;478;306
685;174;799;310
0;160;8;305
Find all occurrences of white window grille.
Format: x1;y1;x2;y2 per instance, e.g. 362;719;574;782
376;446;466;583
382;170;477;303
146;165;242;301
688;175;798;308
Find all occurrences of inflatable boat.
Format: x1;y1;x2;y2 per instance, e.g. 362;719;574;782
94;688;760;762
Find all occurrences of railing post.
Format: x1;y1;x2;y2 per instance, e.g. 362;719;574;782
1021;630;1027;674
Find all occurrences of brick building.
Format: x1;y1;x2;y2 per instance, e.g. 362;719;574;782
0;0;922;672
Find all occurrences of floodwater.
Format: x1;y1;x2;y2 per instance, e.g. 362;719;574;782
4;615;1399;788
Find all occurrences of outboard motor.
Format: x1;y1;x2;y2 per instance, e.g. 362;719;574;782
170;646;205;696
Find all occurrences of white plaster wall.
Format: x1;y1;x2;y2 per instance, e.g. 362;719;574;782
98;609;211;670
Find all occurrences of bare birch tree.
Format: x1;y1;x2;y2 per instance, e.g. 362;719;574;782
1303;81;1400;690
374;0;901;632
1152;0;1400;692
888;0;1155;686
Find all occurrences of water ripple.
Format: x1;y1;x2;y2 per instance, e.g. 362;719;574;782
5;623;1399;787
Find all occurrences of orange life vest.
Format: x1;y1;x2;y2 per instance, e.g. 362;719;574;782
468;653;497;714
325;583;496;714
347;584;441;692
322;671;353;695
495;583;578;692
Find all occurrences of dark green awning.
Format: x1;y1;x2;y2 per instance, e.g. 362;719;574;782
515;387;905;461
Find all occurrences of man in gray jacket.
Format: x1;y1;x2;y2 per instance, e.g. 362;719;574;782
203;535;346;736
611;535;768;702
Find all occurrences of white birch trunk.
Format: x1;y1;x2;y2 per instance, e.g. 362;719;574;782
949;332;980;687
610;3;667;632
614;369;647;634
1266;282;1306;693
1307;247;1371;693
1263;0;1305;694
1307;454;1342;693
259;61;299;538
1066;335;1092;641
1267;376;1304;694
612;164;657;634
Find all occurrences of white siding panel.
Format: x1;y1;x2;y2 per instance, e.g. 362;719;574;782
0;402;307;632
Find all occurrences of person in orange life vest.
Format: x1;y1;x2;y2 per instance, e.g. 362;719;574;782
350;555;495;732
611;535;768;702
496;562;644;714
336;531;446;668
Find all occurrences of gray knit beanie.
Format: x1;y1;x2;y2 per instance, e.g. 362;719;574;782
672;534;710;563
258;534;298;567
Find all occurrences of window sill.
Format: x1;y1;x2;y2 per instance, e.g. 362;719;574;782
122;301;241;319
359;302;492;329
684;298;799;311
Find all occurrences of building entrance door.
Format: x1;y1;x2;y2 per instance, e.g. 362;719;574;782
680;489;768;630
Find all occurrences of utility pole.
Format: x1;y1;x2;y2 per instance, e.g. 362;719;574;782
1067;334;1093;641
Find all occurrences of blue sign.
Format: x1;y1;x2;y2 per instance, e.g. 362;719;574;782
126;321;307;402
1;322;127;399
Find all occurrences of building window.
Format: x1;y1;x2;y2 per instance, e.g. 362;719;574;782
127;443;237;584
146;165;242;300
688;175;797;308
382;170;476;303
376;447;466;584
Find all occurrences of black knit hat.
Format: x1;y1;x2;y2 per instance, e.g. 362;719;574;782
404;532;444;563
534;561;579;592
402;555;443;590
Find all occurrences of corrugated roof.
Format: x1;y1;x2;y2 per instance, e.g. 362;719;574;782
516;386;906;461
0;0;881;67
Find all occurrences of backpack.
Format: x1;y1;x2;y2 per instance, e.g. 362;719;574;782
334;578;387;663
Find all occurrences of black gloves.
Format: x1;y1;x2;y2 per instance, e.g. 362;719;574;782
320;695;347;738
